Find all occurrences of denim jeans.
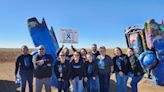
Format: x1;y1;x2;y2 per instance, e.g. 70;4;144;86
115;73;128;92
85;75;99;92
72;76;83;92
58;80;70;92
36;77;51;92
130;76;143;92
19;70;33;92
99;73;110;92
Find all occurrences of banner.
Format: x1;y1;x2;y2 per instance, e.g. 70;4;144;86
59;29;78;43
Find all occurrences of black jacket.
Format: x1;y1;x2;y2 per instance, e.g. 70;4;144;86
33;54;53;79
84;61;98;78
113;54;132;75
69;59;84;80
129;55;144;76
54;60;70;80
15;54;33;76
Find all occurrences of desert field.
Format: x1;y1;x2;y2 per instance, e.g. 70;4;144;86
0;48;164;92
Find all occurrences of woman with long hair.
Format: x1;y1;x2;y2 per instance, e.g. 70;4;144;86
113;47;132;92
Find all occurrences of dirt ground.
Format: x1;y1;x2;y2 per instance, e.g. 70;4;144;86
0;48;164;92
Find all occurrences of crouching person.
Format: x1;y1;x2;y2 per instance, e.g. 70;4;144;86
84;52;99;92
33;45;53;92
54;51;70;92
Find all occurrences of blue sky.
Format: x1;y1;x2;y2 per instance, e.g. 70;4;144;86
0;0;164;48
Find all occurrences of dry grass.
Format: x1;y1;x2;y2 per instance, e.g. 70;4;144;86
0;48;34;63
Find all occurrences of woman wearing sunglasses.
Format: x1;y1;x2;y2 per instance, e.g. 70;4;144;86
70;51;84;92
54;51;70;92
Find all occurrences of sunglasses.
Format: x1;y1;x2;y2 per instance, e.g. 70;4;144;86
39;48;44;50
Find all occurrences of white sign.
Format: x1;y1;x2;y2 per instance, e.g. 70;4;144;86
59;29;78;43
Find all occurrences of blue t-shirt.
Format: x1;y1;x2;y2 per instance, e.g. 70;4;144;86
116;58;122;70
88;64;93;74
24;56;30;68
58;64;62;77
98;60;105;69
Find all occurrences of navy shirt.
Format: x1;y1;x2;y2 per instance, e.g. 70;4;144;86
15;54;33;76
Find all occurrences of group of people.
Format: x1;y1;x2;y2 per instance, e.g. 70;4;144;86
15;44;144;92
15;45;53;92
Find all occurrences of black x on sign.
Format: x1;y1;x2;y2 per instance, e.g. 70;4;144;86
66;32;71;39
66;32;73;40
60;29;78;43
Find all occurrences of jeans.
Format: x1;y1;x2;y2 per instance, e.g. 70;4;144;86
72;77;83;92
130;76;143;92
99;73;110;92
58;80;70;92
115;73;128;92
19;70;33;92
36;77;51;92
86;75;99;92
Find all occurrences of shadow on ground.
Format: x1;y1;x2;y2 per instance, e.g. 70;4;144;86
0;79;132;92
0;80;20;92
